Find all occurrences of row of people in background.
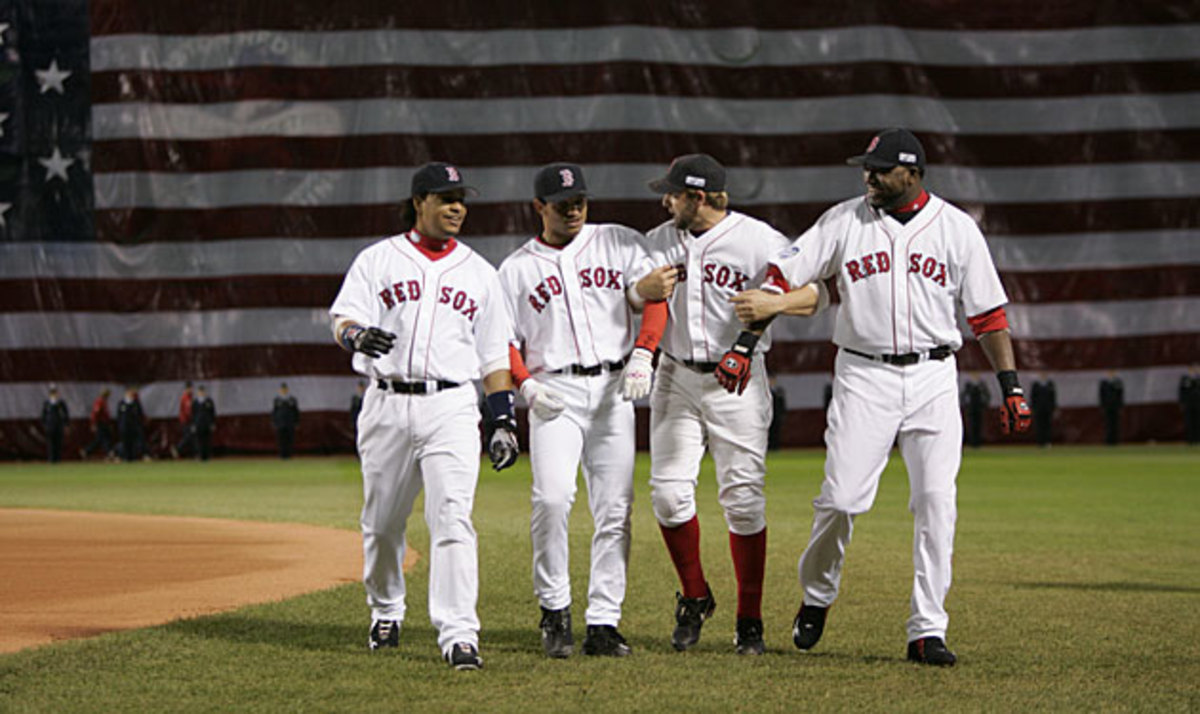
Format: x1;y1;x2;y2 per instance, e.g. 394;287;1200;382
41;381;306;463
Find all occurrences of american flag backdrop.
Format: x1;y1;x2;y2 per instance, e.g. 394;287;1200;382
1;1;1197;457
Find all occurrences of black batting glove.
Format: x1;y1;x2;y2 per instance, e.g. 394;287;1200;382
485;390;519;471
342;325;397;358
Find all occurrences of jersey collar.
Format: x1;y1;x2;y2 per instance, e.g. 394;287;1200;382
407;230;457;261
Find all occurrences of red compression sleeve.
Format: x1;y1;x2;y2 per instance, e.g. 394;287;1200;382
968;306;1009;337
508;344;531;387
763;263;791;293
634;300;668;352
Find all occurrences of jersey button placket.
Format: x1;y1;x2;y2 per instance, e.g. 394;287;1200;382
685;241;706;360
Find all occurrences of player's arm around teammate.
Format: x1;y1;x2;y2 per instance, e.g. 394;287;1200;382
329;161;517;671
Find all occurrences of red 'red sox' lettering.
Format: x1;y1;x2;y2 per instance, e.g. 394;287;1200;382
379;279;421;309
701;262;749;291
845;251;891;282
437;285;480;320
908;253;947;287
528;266;623;313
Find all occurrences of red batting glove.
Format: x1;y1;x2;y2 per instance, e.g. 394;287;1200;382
715;350;752;394
996;370;1032;435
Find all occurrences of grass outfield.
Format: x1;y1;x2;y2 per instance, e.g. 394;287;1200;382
1;446;1197;712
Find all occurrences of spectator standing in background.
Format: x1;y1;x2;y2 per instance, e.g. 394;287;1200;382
172;381;196;459
961;374;989;449
768;378;787;451
192;385;217;461
1180;365;1200;446
1031;374;1057;448
272;382;300;459
1099;371;1124;446
81;388;115;461
41;385;69;463
116;386;147;461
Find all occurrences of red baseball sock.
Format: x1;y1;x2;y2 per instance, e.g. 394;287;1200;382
659;516;707;598
730;527;767;619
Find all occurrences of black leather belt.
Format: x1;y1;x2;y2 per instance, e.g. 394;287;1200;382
376;378;461;394
666;353;721;373
844;345;953;366
549;357;627;377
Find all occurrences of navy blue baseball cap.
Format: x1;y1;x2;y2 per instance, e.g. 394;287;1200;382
846;128;926;171
411;162;478;197
534;163;588;203
648;154;727;193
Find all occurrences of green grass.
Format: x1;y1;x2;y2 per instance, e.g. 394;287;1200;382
1;446;1198;712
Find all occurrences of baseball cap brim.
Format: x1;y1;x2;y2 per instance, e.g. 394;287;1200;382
538;186;587;203
648;177;684;194
420;185;479;197
846;155;898;170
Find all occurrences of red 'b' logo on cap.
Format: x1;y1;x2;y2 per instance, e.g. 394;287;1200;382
445;166;460;182
559;168;575;187
866;136;881;152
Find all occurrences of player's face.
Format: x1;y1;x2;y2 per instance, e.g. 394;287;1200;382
536;195;588;244
414;190;468;238
863;166;919;209
662;191;701;230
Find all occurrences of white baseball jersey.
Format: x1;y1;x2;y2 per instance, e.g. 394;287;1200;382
771;193;1007;353
330;234;512;381
644;211;792;363
498;223;654;372
498;222;651;627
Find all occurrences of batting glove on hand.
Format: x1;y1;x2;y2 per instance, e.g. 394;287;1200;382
519;380;566;421
714;331;759;395
343;325;397;358
488;416;519;471
621;348;655;400
996;370;1032;435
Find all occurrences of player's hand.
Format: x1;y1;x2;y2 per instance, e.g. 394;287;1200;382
488;416;519;471
345;325;397;358
621;348;655;400
636;266;679;302
996;370;1032;435
519;380;566;421
715;351;752;394
731;290;784;325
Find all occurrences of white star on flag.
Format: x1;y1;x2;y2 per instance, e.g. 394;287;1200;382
35;59;72;95
0;202;10;229
38;147;75;182
0;112;8;138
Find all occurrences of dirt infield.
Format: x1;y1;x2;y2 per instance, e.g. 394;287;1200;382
0;509;417;654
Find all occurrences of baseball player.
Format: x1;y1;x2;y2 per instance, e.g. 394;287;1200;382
329;161;518;671
498;162;667;658
635;154;822;655
731;128;1032;665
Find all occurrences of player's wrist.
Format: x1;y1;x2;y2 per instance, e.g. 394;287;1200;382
486;390;516;424
339;324;365;352
730;330;760;357
996;370;1022;397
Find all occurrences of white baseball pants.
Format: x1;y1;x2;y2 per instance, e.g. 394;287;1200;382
529;371;634;626
648;354;770;536
357;382;482;655
798;349;962;641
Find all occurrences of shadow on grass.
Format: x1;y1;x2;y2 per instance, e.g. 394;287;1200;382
1015;581;1200;594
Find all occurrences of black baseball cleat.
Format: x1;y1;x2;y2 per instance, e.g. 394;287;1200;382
906;636;957;666
368;619;399;651
582;625;632;657
445;642;483;670
671;585;716;651
539;606;574;658
792;604;828;651
734;617;765;655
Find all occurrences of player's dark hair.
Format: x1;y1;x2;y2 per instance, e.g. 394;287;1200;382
400;194;426;231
